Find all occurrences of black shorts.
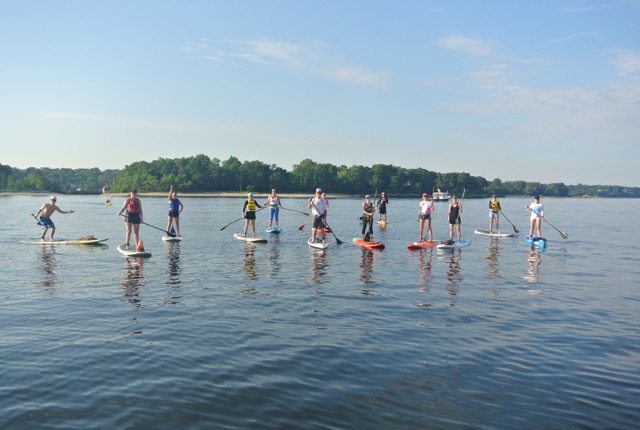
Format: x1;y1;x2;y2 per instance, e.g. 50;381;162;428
245;211;256;220
379;206;387;215
313;216;325;229
168;209;180;218
419;213;430;220
126;213;141;224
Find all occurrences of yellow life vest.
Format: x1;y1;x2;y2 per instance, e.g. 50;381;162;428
246;198;257;212
490;200;500;212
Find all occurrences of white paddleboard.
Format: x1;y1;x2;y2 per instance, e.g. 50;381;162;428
117;243;152;258
437;239;471;249
308;238;329;249
20;237;108;245
234;233;268;243
474;229;514;237
162;234;183;242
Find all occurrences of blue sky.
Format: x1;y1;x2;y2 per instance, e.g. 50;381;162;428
1;0;639;186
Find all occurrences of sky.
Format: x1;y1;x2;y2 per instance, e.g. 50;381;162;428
1;1;639;187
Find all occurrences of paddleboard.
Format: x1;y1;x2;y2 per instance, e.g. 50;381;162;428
474;229;514;237
352;238;385;250
20;237;108;245
308;237;329;249
117;243;152;258
407;240;438;250
162;234;183;242
266;227;283;234
234;233;268;243
436;239;471;249
525;235;547;248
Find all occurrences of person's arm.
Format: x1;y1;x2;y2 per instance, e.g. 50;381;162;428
279;198;284;209
139;201;143;221
179;200;184;212
168;186;173;201
118;199;129;216
242;200;248;216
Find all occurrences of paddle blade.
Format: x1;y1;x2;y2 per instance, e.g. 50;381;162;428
513;226;520;233
561;232;568;239
298;223;306;230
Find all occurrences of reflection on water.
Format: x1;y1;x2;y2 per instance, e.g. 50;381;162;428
266;235;281;279
121;258;145;309
309;249;328;284
359;248;375;285
416;249;433;307
524;248;542;283
242;243;257;281
38;244;58;291
445;249;463;298
164;242;182;305
485;236;500;277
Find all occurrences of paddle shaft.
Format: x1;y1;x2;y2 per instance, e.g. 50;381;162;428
282;207;310;216
499;210;519;233
119;213;175;236
310;199;342;244
31;213;42;226
221;206;264;231
526;207;568;239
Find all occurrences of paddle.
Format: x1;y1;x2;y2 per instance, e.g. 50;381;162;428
499;210;520;233
220;207;265;231
119;213;176;237
310;199;343;245
526;207;568;239
282;207;310;216
298;219;311;231
32;213;42;226
544;218;568;239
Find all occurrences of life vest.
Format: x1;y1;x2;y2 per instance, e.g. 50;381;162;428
245;198;257;212
490;200;500;212
127;197;141;214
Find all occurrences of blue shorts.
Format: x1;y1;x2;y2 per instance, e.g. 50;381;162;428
40;216;54;228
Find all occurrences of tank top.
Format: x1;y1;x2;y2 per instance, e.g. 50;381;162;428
269;196;280;207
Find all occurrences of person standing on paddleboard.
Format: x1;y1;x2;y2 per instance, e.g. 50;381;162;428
308;188;327;243
489;194;501;233
242;192;262;237
525;195;544;238
377;192;389;222
448;195;462;243
166;185;183;237
34;196;75;241
117;188;143;250
418;192;434;242
361;195;376;241
264;188;284;229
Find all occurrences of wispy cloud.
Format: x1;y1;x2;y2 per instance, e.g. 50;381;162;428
438;35;493;57
186;38;390;89
606;48;640;75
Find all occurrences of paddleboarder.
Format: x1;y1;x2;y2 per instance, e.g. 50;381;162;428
308;188;327;243
34;196;75;241
417;192;434;242
361;195;375;242
489;194;501;233
117;188;144;250
448;195;462;243
264;188;284;229
166;185;184;237
525;195;544;238
377;192;389;222
242;192;262;237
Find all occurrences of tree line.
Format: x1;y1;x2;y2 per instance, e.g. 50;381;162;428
1;156;638;198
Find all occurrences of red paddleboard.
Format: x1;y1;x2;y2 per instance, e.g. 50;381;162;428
407;241;438;250
352;238;385;249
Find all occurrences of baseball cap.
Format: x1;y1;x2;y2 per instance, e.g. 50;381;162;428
422;193;427;197
315;188;322;193
248;192;253;197
365;195;370;199
50;196;57;201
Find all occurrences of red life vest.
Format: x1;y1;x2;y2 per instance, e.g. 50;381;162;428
126;197;141;214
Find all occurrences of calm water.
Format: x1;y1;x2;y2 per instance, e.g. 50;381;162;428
1;195;639;429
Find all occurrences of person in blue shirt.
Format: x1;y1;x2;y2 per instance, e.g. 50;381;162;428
166;185;184;236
